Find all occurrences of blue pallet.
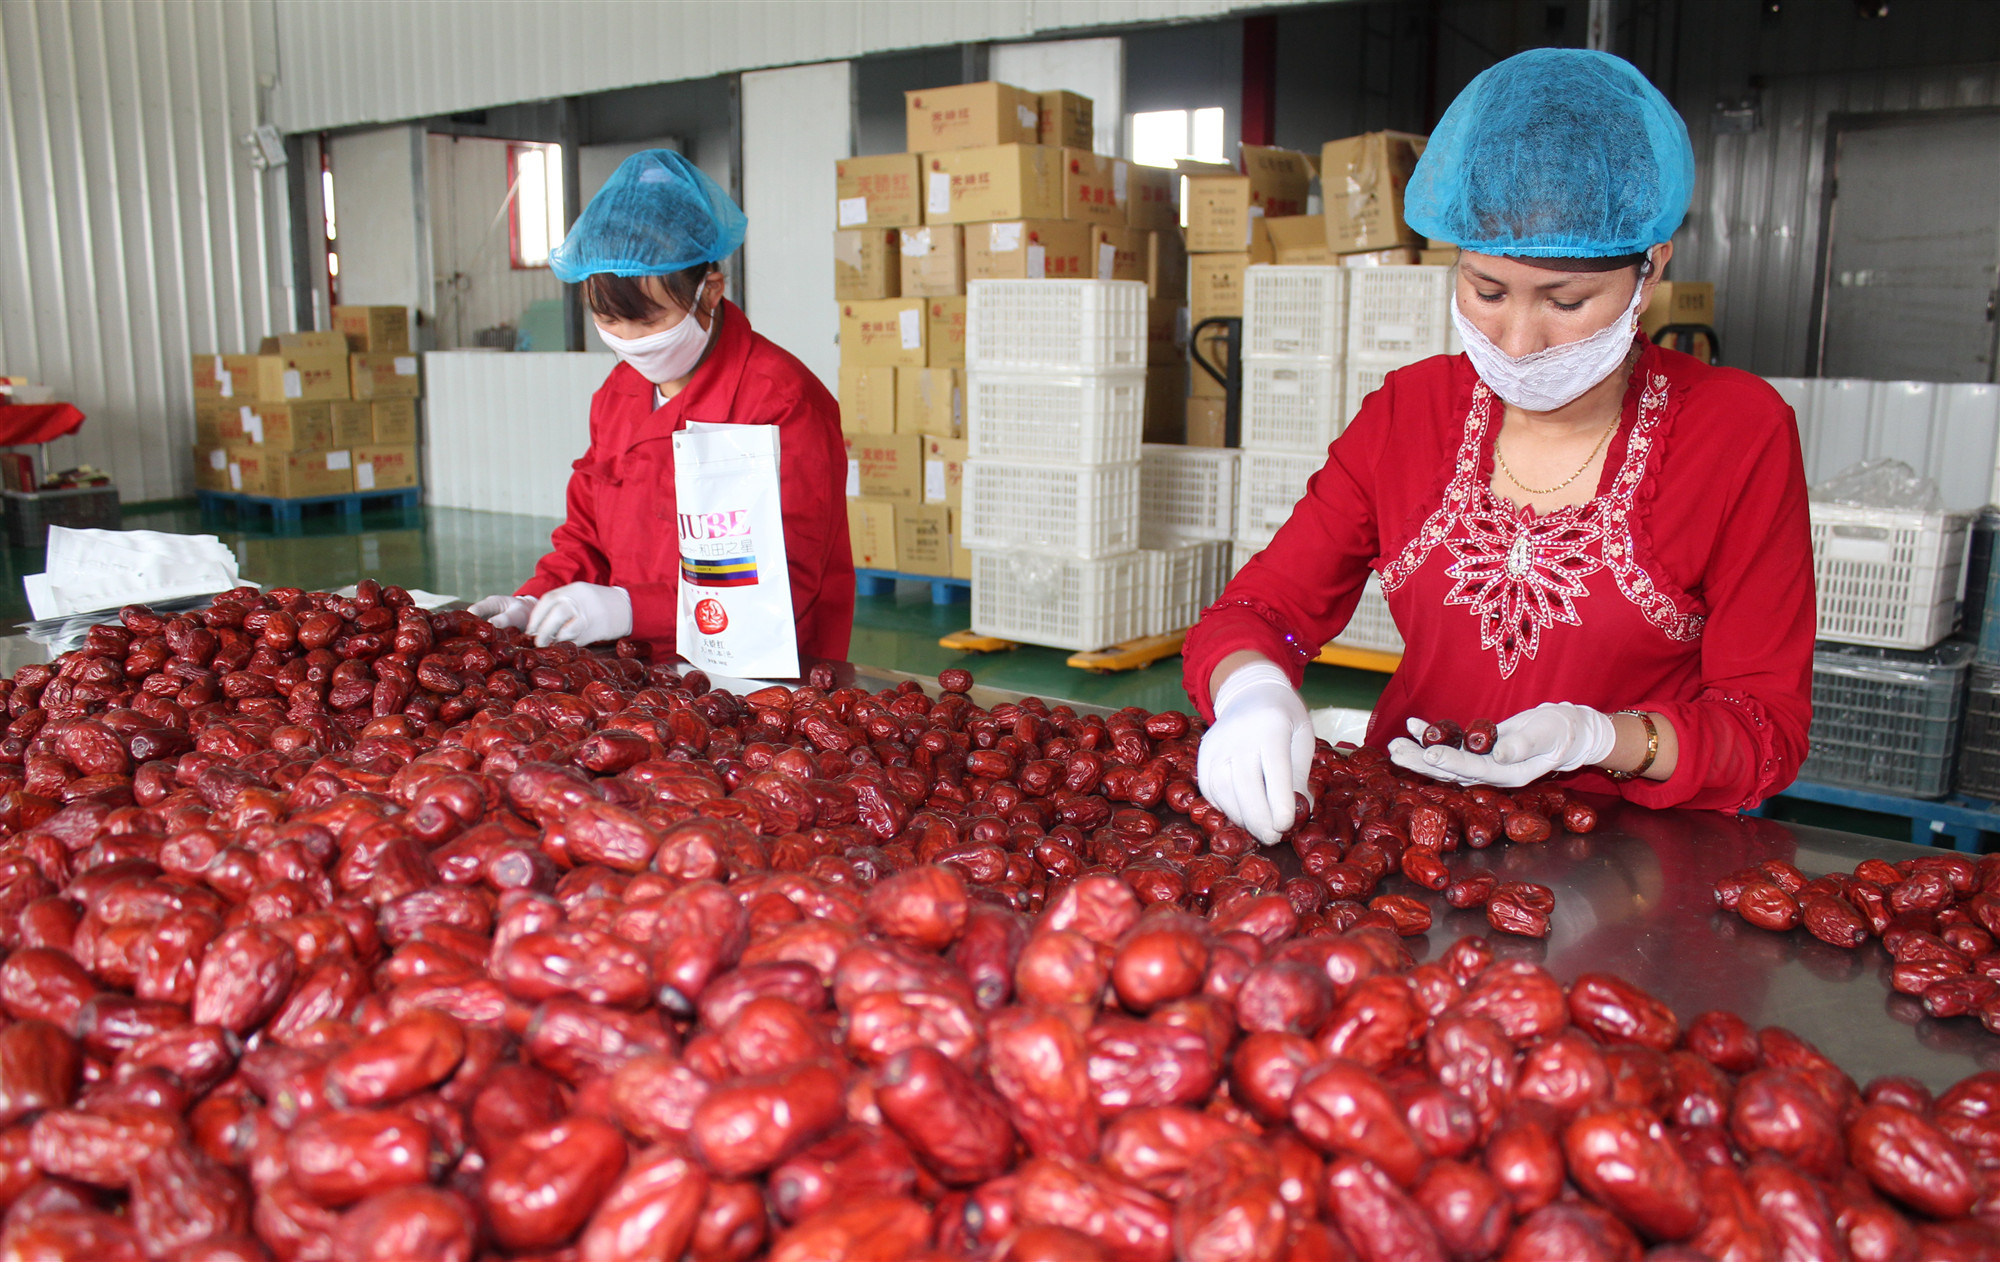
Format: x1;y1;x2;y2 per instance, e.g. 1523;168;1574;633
1755;778;2000;853
198;487;420;531
855;567;969;606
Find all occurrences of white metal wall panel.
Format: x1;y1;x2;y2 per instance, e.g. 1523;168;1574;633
742;62;852;394
1766;377;2000;511
0;0;289;503
991;37;1125;155
427;135;564;350
422;350;611;518
270;0;1309;133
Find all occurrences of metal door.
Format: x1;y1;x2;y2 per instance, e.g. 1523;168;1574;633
1819;112;2000;382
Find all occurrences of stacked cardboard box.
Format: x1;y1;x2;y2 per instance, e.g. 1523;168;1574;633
837;82;1182;579
191;306;421;500
1180;146;1315;447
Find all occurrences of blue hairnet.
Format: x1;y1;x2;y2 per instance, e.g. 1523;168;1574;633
548;150;747;283
1404;49;1694;258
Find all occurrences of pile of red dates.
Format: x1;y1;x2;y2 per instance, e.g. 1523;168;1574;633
0;582;1982;1258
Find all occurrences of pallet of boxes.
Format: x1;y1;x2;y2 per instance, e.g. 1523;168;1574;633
834;82;1187;602
1223;132;1455;669
190;305;421;525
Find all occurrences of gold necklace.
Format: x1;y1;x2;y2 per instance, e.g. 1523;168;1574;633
1495;417;1619;497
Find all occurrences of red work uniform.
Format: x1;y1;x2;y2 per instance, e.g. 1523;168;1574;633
518;300;855;662
1183;337;1815;813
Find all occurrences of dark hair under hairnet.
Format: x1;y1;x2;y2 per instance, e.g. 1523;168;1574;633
1404;49;1694;258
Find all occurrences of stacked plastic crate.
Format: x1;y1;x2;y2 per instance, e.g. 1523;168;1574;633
1803;503;1977;798
960;279;1154;650
1137;445;1234;637
1231;265;1407;657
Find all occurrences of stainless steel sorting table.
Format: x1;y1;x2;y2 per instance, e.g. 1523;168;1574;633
1363;797;1994;1092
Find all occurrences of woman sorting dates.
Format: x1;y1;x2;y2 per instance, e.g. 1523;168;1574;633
1186;49;1814;845
470;151;853;662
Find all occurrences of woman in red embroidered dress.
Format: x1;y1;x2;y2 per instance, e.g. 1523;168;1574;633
1186;49;1814;844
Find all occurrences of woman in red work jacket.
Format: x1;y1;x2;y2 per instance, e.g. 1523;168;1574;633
469;151;853;663
1187;50;1815;844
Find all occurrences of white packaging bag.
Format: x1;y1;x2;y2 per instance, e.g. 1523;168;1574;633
671;422;799;679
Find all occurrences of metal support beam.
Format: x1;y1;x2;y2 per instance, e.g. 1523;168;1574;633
960;42;990;86
1241;15;1277;148
559;96;585;353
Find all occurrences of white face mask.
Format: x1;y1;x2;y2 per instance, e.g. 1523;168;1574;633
595;302;714;385
1452;255;1651;413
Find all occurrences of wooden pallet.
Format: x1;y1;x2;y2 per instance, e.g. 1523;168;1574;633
855;568;969;606
197;487;420;531
1316;642;1403;674
1068;630;1187;673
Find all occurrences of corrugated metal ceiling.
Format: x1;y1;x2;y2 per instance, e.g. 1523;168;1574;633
271;0;1316;133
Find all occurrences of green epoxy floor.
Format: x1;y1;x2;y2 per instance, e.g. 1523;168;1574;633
4;501;1389;716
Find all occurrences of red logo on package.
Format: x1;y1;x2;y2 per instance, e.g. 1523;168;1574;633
695;599;728;634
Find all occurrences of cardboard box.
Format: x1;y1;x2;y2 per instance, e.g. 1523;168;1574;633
1147;298;1184;365
193;446;231;493
1418;248;1459;266
947;508;973;580
267;448;355;499
1125;166;1177;230
1039;91;1093;150
328;401;372;448
834;229;900;301
846;433;923;502
906;82;1041;153
921;144;1063;224
1321;131;1426;254
1189;252;1265;323
1188;321;1233;399
1146;229;1187;300
1062;149;1126;225
922;435;967;510
331;305;410;354
895;503;952;576
897;369;961;439
1183;147;1313;252
194;402;229;448
371;399;419;445
1144;361;1188;445
240;402;335;451
352;444;419;491
839;298;928;368
225;447;268;496
926;297;966;370
838;365;898;435
259;331;351;355
1341;247;1421;267
847;498;899;571
1090;225;1145;283
350;353;421;401
1186;396;1228;448
1266;215;1341;265
964;220;1092;280
1640;281;1716;336
836;153;921;229
897;226;964;298
193;352;347;403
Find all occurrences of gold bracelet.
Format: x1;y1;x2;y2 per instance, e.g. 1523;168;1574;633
1604;710;1658;782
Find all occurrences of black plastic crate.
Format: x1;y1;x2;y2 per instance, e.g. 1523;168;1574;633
1802;640;1973;799
1957;664;2000;797
3;486;120;549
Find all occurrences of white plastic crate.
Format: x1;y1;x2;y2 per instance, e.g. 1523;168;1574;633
1230;541;1260;578
1140;445;1239;542
1143;539;1230;636
971;549;1150;650
1811;503;1971;649
1348;265;1453;359
1242;359;1345;454
1234;450;1323;546
966;279;1148;372
1345;353;1419;420
966;371;1145;465
960;459;1140;558
1244;265;1348;360
1331;574;1404;654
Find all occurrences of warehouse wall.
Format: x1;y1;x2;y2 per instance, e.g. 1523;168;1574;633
426;136;564;351
270;0;1320;135
0;0;293;503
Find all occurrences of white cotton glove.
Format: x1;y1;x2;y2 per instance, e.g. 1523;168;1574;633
524;583;634;647
468;594;537;631
1196;661;1314;846
1388;702;1617;788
